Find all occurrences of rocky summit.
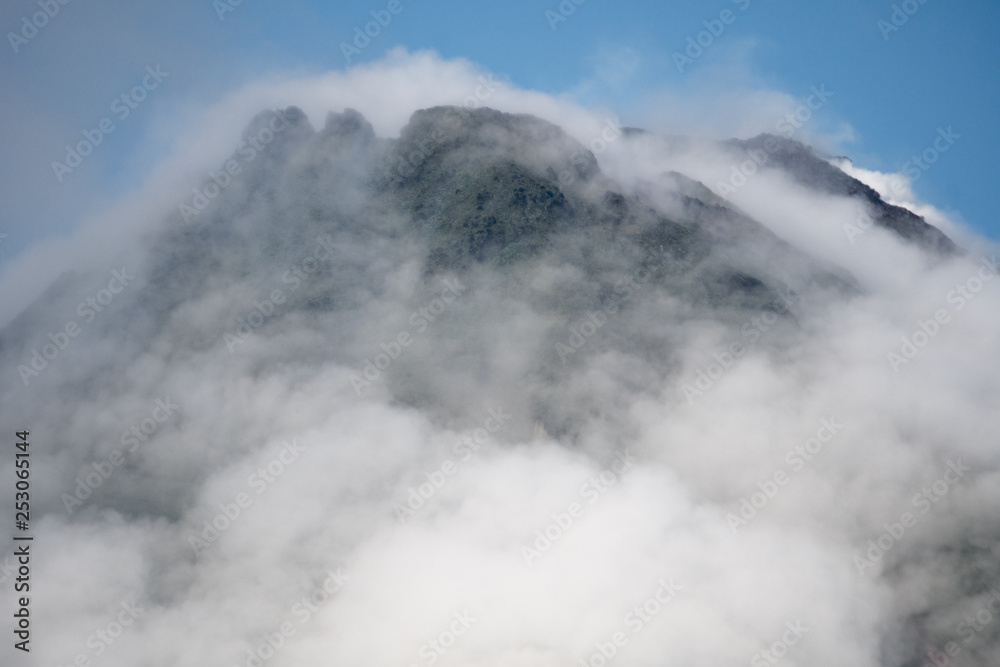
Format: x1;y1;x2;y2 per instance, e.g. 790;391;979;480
2;104;988;667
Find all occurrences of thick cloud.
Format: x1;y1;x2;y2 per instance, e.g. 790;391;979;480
1;52;998;667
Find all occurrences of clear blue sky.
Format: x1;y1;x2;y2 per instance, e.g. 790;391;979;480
1;0;997;267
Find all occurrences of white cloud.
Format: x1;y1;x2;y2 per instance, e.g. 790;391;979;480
1;51;998;667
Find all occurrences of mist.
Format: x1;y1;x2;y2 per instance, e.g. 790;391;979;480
1;52;998;667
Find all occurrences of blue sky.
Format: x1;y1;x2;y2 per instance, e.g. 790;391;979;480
1;0;997;268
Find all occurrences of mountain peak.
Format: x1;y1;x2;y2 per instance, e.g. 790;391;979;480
729;133;958;255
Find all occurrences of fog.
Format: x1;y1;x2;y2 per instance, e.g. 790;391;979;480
1;52;998;667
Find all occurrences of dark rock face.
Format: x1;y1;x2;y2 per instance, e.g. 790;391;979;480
377;107;597;271
163;106;956;297
0;106;958;413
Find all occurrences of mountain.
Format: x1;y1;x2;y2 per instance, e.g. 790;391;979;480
0;103;962;477
2;105;956;406
728;133;958;255
2;105;994;667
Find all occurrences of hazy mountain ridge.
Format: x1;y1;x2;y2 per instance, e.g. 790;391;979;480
0;105;960;453
1;105;995;667
729;133;959;255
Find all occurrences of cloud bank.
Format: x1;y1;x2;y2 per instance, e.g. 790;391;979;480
1;51;998;667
